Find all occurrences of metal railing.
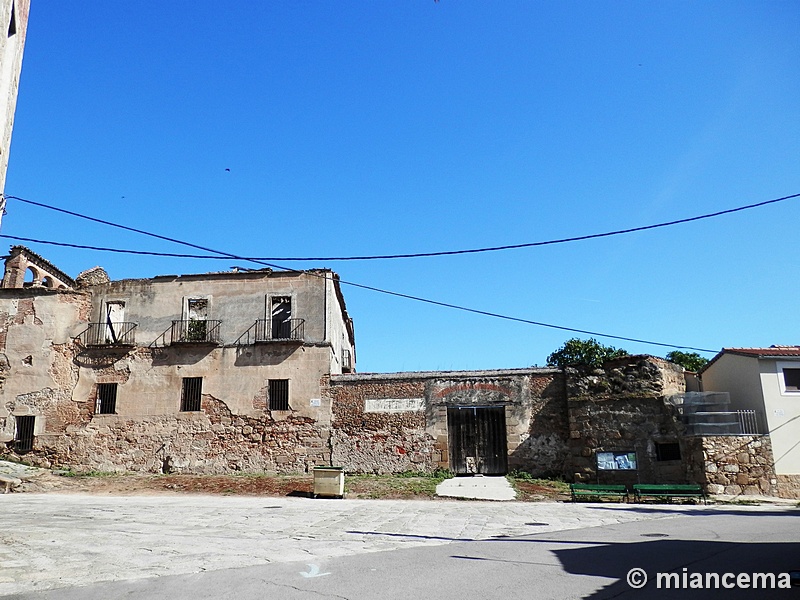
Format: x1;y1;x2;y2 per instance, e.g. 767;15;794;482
737;410;763;435
79;322;138;346
170;320;222;344
255;318;305;342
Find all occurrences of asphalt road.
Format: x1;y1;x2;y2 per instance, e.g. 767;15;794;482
2;495;798;599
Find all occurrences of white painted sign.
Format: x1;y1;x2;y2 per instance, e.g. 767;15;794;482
310;398;321;407
364;398;425;413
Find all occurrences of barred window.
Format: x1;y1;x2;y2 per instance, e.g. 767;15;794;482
181;377;203;412
655;442;681;461
268;379;290;411
96;383;118;414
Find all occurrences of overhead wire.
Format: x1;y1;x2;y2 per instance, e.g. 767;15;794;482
5;192;771;353
4;192;799;261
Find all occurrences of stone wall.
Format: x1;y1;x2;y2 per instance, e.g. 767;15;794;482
22;395;329;474
775;475;800;499
688;435;778;497
567;356;690;485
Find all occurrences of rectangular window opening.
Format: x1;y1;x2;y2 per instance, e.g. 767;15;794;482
8;1;16;37
271;296;292;339
96;383;118;414
268;379;290;411
181;377;203;412
14;415;34;453
655;442;682;462
782;368;800;392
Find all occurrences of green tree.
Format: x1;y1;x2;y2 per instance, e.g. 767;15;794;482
546;338;629;369
664;350;709;372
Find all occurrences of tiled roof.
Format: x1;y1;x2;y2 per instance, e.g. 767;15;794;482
700;346;800;374
724;347;800;357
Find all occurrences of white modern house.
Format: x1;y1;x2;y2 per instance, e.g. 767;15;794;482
700;346;800;497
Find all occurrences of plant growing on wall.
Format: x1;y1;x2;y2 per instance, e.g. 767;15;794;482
546;337;629;369
664;350;709;372
186;318;207;342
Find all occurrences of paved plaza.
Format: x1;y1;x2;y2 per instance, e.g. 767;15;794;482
1;493;792;597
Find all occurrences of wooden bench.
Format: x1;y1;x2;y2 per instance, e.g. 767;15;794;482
633;483;706;504
570;483;629;503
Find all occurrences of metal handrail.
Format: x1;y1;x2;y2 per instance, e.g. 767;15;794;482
79;322;138;346
170;319;222;344
255;318;305;342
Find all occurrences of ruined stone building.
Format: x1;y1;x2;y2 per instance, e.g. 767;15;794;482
1;246;795;498
0;246;355;473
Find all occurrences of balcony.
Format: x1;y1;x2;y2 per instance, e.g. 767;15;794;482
236;318;305;345
256;318;305;343
79;322;138;347
170;319;222;345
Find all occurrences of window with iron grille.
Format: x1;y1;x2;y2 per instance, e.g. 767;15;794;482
96;383;118;414
268;379;290;411
655;442;681;461
181;377;203;412
14;415;35;453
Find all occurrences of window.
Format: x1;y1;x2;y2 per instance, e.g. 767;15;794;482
268;379;290;411
181;377;203;411
782;368;800;392
14;415;34;453
96;383;118;414
8;1;15;37
655;442;681;461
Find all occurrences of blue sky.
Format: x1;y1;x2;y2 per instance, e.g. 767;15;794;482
4;2;799;372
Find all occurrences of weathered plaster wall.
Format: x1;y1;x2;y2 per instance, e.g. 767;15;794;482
0;0;29;203
0;290;88;446
0;287;336;473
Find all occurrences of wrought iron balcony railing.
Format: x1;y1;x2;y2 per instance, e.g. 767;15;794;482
256;318;305;342
79;322;138;347
170;319;222;344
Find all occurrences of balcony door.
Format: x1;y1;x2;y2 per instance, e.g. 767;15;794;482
104;302;125;344
271;296;292;339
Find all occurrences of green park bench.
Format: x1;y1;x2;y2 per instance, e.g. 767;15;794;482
570;483;629;503
633;483;707;504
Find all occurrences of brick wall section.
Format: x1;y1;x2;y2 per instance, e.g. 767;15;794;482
327;369;568;476
328;376;433;473
567;356;690;485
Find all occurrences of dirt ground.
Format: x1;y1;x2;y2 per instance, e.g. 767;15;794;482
18;471;571;501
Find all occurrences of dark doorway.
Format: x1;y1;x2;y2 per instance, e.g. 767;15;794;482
14;415;35;453
447;405;508;475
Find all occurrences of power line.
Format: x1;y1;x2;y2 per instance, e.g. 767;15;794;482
5;192;799;261
2;193;719;352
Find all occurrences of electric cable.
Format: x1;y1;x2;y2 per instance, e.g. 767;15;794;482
4;192;798;261
2;193;730;352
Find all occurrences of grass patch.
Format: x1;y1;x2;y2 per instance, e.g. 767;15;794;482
56;469;121;478
344;469;453;499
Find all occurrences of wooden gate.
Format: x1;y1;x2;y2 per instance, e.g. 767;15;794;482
447;405;508;475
